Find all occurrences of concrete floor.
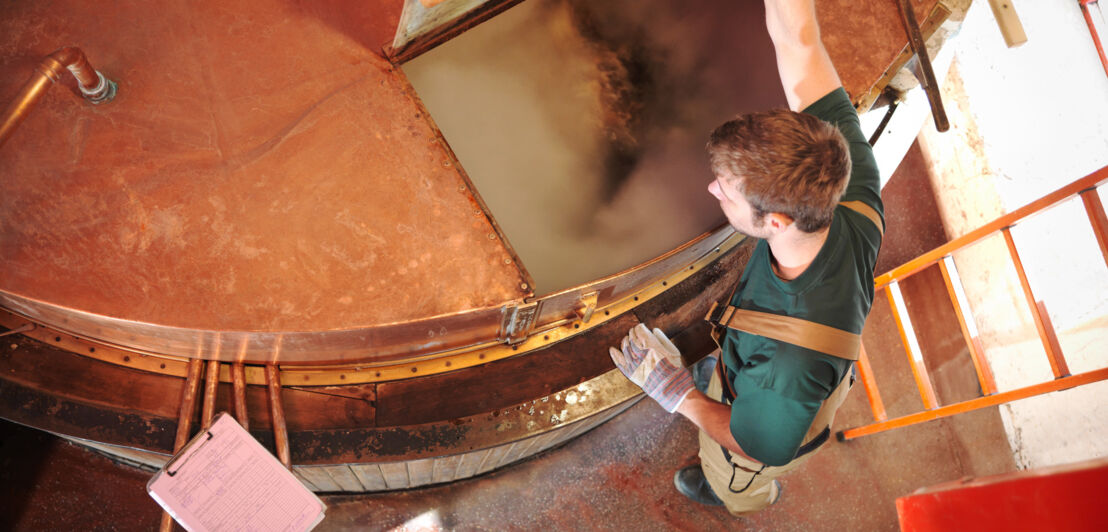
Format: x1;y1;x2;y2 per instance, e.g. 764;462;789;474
0;140;1021;531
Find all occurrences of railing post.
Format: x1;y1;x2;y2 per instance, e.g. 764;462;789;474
1002;228;1070;378
939;256;998;395
887;280;940;410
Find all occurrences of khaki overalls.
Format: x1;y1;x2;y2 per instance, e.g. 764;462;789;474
699;201;881;515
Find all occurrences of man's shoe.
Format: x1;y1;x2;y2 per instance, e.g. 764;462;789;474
674;465;724;506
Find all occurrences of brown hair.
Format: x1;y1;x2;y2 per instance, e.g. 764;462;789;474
707;109;851;233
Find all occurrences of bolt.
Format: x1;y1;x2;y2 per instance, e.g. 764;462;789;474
520;283;529;290
487;233;496;240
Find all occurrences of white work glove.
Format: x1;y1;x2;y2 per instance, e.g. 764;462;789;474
609;324;694;413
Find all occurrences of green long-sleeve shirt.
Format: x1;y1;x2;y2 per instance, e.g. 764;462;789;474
720;87;884;466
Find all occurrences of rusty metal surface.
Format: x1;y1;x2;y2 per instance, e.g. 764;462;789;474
0;1;529;345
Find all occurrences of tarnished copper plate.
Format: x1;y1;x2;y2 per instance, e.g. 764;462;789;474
0;1;529;334
818;0;943;104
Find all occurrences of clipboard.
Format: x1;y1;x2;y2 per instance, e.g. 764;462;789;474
147;412;326;532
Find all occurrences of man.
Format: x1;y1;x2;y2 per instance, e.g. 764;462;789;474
609;0;883;516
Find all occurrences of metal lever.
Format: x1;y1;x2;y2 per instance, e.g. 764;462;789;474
896;0;950;132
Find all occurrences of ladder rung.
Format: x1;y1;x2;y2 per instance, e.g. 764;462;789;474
887;281;940;410
857;342;888;422
1080;187;1108;271
1002;228;1070;379
939;256;998;395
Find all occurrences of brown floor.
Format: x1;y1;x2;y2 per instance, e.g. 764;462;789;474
0;139;1020;531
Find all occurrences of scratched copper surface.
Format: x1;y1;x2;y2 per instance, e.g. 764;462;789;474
0;0;529;332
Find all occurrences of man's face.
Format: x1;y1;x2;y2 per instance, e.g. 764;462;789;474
708;169;771;238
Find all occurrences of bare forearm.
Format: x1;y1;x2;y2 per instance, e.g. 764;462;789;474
675;389;760;464
764;0;841;111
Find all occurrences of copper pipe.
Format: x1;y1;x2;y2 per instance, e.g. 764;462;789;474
201;359;220;430
0;46;117;148
266;364;292;468
161;358;204;532
232;362;249;431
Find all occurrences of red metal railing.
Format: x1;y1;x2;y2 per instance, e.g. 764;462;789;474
1080;0;1108;80
840;165;1108;440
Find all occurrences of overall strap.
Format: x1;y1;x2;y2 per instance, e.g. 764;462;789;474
705;200;878;401
839;200;884;236
706;303;861;361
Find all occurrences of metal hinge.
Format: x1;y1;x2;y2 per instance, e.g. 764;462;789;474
500;301;540;345
575;291;599;324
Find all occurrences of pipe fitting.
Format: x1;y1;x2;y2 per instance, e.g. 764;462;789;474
78;70;118;105
0;46;118;148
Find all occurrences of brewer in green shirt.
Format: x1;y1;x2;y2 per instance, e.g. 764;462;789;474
607;0;883;516
717;86;883;468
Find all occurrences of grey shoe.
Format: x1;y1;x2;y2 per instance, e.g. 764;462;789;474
674;465;724;507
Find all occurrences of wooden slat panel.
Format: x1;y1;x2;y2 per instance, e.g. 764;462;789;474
492;441;524;470
454;449;486;480
522;430;561;456
291;469;320;492
431;454;464;484
296;466;342;493
349;464;389;492
475;444;512;475
407;458;435;488
379;462;410;490
325;466;367;492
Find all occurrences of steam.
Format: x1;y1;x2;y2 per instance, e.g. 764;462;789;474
404;0;784;293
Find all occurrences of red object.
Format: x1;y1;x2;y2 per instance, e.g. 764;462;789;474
897;457;1108;532
1081;0;1108;80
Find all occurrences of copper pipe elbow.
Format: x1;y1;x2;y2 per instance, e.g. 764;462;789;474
0;46;117;148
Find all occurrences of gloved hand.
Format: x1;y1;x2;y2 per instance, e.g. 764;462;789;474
609;324;694;413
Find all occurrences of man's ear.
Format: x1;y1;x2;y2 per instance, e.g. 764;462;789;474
766;212;795;233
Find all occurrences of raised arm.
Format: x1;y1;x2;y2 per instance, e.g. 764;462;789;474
765;0;841;111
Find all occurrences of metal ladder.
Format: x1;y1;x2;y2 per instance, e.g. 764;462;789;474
840;165;1108;440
